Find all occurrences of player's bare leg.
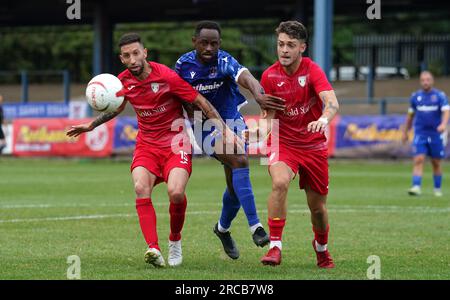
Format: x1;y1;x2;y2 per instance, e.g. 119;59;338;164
267;162;293;219
132;167;165;267
166;168;190;266
409;154;425;195
431;158;443;197
261;162;294;266
305;186;329;230
305;185;334;268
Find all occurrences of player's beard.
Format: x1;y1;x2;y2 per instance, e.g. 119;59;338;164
129;63;144;76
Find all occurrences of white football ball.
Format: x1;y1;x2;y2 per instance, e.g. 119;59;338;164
86;73;124;113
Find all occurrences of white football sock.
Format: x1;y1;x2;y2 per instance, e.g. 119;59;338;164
315;240;328;252
250;223;263;234
218;221;229;233
270;241;282;250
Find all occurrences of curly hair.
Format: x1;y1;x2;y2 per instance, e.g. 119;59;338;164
275;21;308;41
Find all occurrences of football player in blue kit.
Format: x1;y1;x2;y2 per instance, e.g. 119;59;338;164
402;71;449;197
175;20;286;259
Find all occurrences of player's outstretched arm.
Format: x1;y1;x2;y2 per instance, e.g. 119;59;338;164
307;90;340;134
237;70;286;111
66;100;127;138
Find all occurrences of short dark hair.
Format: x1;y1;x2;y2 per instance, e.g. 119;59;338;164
194;20;221;37
118;32;143;48
276;21;308;42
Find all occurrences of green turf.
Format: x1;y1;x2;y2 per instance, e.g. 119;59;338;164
0;157;449;279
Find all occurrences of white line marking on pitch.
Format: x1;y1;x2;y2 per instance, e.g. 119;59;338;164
1;206;449;224
0;202;209;209
0;213;134;223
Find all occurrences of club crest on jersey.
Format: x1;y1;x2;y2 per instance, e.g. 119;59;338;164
431;94;438;102
151;82;159;93
298;76;307;87
209;66;217;78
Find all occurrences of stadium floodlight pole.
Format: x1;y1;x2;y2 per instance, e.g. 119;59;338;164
313;0;333;81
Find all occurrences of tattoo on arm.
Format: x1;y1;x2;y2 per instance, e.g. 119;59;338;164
326;102;339;113
91;111;119;128
321;94;339;120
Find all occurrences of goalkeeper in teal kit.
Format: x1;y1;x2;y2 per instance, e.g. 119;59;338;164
176;20;286;259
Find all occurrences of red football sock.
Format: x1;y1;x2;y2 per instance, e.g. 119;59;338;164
169;195;187;241
313;224;329;245
135;198;159;250
268;218;286;241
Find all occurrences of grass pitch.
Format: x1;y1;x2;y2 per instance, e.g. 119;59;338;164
0;157;449;280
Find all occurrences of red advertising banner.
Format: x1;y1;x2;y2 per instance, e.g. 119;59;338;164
327;115;339;157
12;118;115;157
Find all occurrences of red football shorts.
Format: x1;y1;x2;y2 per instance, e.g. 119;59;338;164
131;142;192;185
268;144;329;195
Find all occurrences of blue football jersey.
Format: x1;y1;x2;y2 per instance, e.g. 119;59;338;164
408;88;450;136
175;50;248;120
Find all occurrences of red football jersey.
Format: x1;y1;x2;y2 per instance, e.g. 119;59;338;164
118;62;198;147
261;57;333;149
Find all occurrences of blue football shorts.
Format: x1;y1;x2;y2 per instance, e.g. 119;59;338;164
192;115;248;157
412;133;445;159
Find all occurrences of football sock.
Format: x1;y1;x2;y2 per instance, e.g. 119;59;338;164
313;224;329;252
169;195;187;242
250;222;263;234
433;174;442;189
217;222;229;233
270;240;282;250
219;188;241;231
135;198;159;250
232;168;260;227
412;175;422;187
268;218;286;249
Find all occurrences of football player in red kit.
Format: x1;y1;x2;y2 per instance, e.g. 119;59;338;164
259;21;339;268
67;33;240;268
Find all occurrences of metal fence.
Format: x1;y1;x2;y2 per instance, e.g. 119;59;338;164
0;70;71;103
352;34;450;75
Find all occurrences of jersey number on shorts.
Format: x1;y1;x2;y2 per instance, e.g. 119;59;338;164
180;151;189;165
